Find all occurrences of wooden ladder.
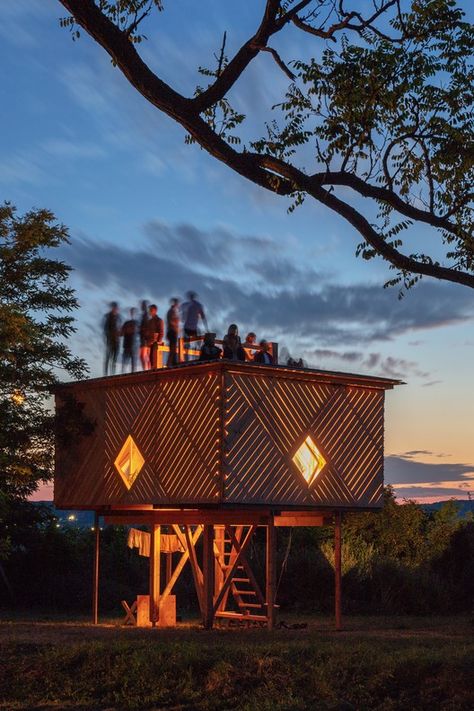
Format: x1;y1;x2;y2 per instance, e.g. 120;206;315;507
214;526;267;623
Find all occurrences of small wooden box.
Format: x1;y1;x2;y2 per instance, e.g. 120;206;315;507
136;594;176;627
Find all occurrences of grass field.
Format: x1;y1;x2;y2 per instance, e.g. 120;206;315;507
1;614;473;710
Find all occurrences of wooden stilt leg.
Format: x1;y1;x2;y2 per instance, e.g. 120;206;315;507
334;511;342;631
266;517;276;630
166;553;172;585
202;524;215;630
92;512;100;625
149;524;161;627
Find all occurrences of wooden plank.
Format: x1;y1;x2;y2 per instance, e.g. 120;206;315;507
266;518;277;630
274;516;325;527
159;525;202;606
202;524;215;629
149;524;161;627
334;511;342;631
104;511;270;526
92;512;100;625
185;526;204;615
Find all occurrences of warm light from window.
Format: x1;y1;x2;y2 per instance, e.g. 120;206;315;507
114;435;145;490
293;435;326;486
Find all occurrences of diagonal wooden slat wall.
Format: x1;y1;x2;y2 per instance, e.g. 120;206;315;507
55;387;105;507
223;372;384;508
55;363;391;509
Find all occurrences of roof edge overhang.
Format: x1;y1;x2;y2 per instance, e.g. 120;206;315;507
55;360;403;393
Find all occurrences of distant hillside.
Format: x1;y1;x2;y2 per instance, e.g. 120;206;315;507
422;500;473;518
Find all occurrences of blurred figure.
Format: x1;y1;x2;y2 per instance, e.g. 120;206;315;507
243;332;257;361
146;304;164;369
254;339;274;365
181;290;208;338
121;307;138;373
139;300;150;370
223;324;245;361
166;297;180;366
103;301;121;375
198;332;222;362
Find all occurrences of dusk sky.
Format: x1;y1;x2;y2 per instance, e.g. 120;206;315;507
2;1;473;503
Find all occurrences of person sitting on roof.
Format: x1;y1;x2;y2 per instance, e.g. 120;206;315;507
223;324;246;361
254;339;274;365
243;332;257;361
198;332;222;362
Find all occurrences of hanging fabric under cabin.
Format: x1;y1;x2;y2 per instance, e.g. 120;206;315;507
127;528;184;557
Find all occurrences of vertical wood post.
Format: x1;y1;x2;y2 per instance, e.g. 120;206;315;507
334;511;342;631
92;512;100;625
166;553;172;585
149;524;161;627
202;524;215;629
266;517;277;630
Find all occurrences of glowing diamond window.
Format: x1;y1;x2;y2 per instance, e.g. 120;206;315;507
293;435;326;486
114;435;144;490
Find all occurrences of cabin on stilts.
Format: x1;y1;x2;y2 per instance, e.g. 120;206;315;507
54;336;400;630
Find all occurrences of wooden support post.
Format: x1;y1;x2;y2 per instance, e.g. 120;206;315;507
334;511;342;631
166;553;172;585
202;524;215;630
92;512;100;625
266;517;277;630
149;524;161;627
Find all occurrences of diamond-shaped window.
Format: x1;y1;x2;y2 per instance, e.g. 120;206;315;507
114;435;144;490
293;435;326;487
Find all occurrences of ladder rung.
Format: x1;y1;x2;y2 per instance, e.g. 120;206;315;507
238;603;263;609
215;611;267;621
234;589;256;596
232;577;250;583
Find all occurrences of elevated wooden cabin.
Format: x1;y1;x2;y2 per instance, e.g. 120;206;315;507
55;352;399;629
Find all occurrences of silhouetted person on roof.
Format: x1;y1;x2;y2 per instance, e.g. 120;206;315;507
121;307;138;373
223;324;246;362
139;300;150;370
145;304;164;369
166;297;180;367
254;339;274;365
198;332;222;362
181;291;208;338
103;301;121;376
243;332;257;361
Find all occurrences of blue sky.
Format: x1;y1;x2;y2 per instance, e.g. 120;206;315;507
2;0;473;503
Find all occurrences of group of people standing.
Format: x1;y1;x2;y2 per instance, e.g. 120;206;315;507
102;291;273;376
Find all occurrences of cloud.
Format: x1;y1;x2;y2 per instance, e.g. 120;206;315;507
385;453;474;501
385;454;474;485
308;349;428;379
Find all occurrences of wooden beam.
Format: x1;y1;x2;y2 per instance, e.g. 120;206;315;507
274;515;325;527
149;524;161;627
202;524;215;629
92;512;100;625
104;510;270;526
266;518;277;630
159;525;202;605
334;511;342;631
184;526;204;615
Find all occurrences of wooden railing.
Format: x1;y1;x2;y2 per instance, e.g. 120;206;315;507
151;336;278;369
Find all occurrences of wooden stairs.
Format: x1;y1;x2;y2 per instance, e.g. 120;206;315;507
213;525;271;625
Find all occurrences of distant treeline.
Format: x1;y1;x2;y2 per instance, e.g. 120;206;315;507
2;488;473;616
